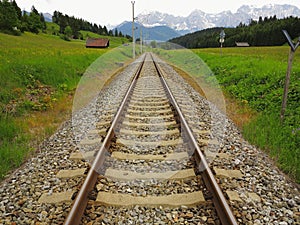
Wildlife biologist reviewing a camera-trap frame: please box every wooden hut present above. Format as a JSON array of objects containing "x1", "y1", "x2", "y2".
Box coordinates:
[
  {"x1": 86, "y1": 38, "x2": 109, "y2": 48},
  {"x1": 235, "y1": 42, "x2": 250, "y2": 47}
]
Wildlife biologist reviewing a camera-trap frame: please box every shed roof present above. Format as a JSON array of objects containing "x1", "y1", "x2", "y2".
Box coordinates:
[
  {"x1": 86, "y1": 38, "x2": 109, "y2": 48},
  {"x1": 235, "y1": 42, "x2": 250, "y2": 47}
]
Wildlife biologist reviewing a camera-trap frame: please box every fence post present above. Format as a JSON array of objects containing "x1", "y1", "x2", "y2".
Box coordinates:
[
  {"x1": 280, "y1": 49, "x2": 294, "y2": 122},
  {"x1": 280, "y1": 30, "x2": 299, "y2": 122}
]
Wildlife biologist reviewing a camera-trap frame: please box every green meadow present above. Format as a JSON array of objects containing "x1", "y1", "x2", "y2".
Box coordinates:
[
  {"x1": 194, "y1": 47, "x2": 299, "y2": 182},
  {"x1": 0, "y1": 32, "x2": 129, "y2": 179}
]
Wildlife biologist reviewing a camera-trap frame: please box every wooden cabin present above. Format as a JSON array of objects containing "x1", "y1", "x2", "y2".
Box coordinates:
[
  {"x1": 235, "y1": 42, "x2": 250, "y2": 47},
  {"x1": 86, "y1": 38, "x2": 109, "y2": 48}
]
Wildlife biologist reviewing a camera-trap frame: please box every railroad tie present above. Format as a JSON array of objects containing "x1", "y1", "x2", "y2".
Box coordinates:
[
  {"x1": 111, "y1": 151, "x2": 188, "y2": 161},
  {"x1": 95, "y1": 191, "x2": 205, "y2": 207},
  {"x1": 104, "y1": 168, "x2": 195, "y2": 180},
  {"x1": 116, "y1": 138, "x2": 183, "y2": 147}
]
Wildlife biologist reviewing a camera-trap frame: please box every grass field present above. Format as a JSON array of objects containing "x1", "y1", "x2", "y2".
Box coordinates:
[
  {"x1": 0, "y1": 32, "x2": 130, "y2": 180},
  {"x1": 194, "y1": 47, "x2": 299, "y2": 182}
]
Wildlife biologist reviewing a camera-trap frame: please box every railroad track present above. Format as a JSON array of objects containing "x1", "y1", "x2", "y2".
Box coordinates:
[{"x1": 64, "y1": 53, "x2": 238, "y2": 224}]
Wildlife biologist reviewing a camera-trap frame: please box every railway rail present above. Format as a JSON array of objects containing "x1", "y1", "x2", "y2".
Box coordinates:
[{"x1": 64, "y1": 53, "x2": 238, "y2": 225}]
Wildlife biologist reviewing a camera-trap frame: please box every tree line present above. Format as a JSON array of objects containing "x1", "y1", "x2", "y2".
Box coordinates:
[
  {"x1": 52, "y1": 11, "x2": 127, "y2": 40},
  {"x1": 170, "y1": 16, "x2": 300, "y2": 48},
  {"x1": 0, "y1": 0, "x2": 129, "y2": 40},
  {"x1": 0, "y1": 0, "x2": 46, "y2": 35}
]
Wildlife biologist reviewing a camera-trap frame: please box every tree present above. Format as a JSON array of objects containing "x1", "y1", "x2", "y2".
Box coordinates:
[
  {"x1": 0, "y1": 0, "x2": 19, "y2": 31},
  {"x1": 27, "y1": 6, "x2": 43, "y2": 34},
  {"x1": 51, "y1": 10, "x2": 111, "y2": 38},
  {"x1": 52, "y1": 11, "x2": 60, "y2": 24},
  {"x1": 11, "y1": 0, "x2": 21, "y2": 20},
  {"x1": 92, "y1": 23, "x2": 98, "y2": 33},
  {"x1": 103, "y1": 26, "x2": 108, "y2": 35},
  {"x1": 31, "y1": 6, "x2": 39, "y2": 15},
  {"x1": 97, "y1": 25, "x2": 103, "y2": 34},
  {"x1": 126, "y1": 34, "x2": 132, "y2": 41},
  {"x1": 20, "y1": 12, "x2": 29, "y2": 32},
  {"x1": 40, "y1": 13, "x2": 46, "y2": 31},
  {"x1": 64, "y1": 25, "x2": 72, "y2": 40},
  {"x1": 58, "y1": 15, "x2": 68, "y2": 33}
]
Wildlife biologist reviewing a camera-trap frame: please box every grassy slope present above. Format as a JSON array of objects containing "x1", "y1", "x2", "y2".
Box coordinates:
[
  {"x1": 194, "y1": 47, "x2": 299, "y2": 182},
  {"x1": 0, "y1": 32, "x2": 128, "y2": 180},
  {"x1": 79, "y1": 31, "x2": 129, "y2": 48}
]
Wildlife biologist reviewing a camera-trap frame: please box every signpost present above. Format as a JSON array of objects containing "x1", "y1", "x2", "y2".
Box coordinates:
[
  {"x1": 280, "y1": 30, "x2": 300, "y2": 122},
  {"x1": 219, "y1": 30, "x2": 225, "y2": 56}
]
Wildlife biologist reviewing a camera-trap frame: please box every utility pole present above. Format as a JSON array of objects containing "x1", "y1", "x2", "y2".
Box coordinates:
[
  {"x1": 140, "y1": 26, "x2": 143, "y2": 54},
  {"x1": 131, "y1": 1, "x2": 135, "y2": 59}
]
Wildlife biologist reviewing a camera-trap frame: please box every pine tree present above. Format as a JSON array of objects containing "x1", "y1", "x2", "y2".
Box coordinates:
[
  {"x1": 0, "y1": 0, "x2": 19, "y2": 31},
  {"x1": 26, "y1": 6, "x2": 43, "y2": 34},
  {"x1": 31, "y1": 6, "x2": 39, "y2": 15},
  {"x1": 40, "y1": 13, "x2": 46, "y2": 31},
  {"x1": 103, "y1": 26, "x2": 108, "y2": 35},
  {"x1": 20, "y1": 12, "x2": 29, "y2": 32},
  {"x1": 11, "y1": 0, "x2": 21, "y2": 20}
]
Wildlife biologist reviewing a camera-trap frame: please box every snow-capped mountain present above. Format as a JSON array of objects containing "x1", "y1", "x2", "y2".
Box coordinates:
[
  {"x1": 135, "y1": 4, "x2": 300, "y2": 34},
  {"x1": 114, "y1": 22, "x2": 181, "y2": 41}
]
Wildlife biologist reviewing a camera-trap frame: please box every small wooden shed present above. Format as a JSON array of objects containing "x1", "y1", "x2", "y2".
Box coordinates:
[
  {"x1": 235, "y1": 42, "x2": 250, "y2": 47},
  {"x1": 86, "y1": 38, "x2": 110, "y2": 48}
]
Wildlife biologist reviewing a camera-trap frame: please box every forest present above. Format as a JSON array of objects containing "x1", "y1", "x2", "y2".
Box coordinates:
[
  {"x1": 0, "y1": 0, "x2": 46, "y2": 35},
  {"x1": 0, "y1": 0, "x2": 126, "y2": 40},
  {"x1": 170, "y1": 16, "x2": 300, "y2": 48},
  {"x1": 52, "y1": 11, "x2": 127, "y2": 40}
]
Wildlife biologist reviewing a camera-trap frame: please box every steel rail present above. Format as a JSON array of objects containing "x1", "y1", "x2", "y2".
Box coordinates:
[
  {"x1": 151, "y1": 53, "x2": 238, "y2": 225},
  {"x1": 64, "y1": 55, "x2": 146, "y2": 225}
]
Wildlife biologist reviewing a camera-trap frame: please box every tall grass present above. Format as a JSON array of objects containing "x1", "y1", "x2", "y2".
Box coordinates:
[
  {"x1": 0, "y1": 116, "x2": 28, "y2": 177},
  {"x1": 194, "y1": 47, "x2": 299, "y2": 182},
  {"x1": 243, "y1": 113, "x2": 299, "y2": 178}
]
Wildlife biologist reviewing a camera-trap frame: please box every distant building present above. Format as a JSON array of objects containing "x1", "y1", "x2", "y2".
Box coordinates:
[
  {"x1": 86, "y1": 38, "x2": 109, "y2": 48},
  {"x1": 235, "y1": 42, "x2": 250, "y2": 47}
]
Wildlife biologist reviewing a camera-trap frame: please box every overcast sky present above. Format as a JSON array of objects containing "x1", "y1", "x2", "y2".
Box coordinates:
[{"x1": 15, "y1": 0, "x2": 300, "y2": 26}]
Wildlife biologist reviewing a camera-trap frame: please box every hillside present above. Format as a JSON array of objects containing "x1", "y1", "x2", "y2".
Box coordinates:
[
  {"x1": 170, "y1": 16, "x2": 300, "y2": 48},
  {"x1": 114, "y1": 21, "x2": 181, "y2": 41}
]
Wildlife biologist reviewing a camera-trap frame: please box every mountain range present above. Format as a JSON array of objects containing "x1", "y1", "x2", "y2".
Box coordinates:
[{"x1": 114, "y1": 4, "x2": 300, "y2": 41}]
